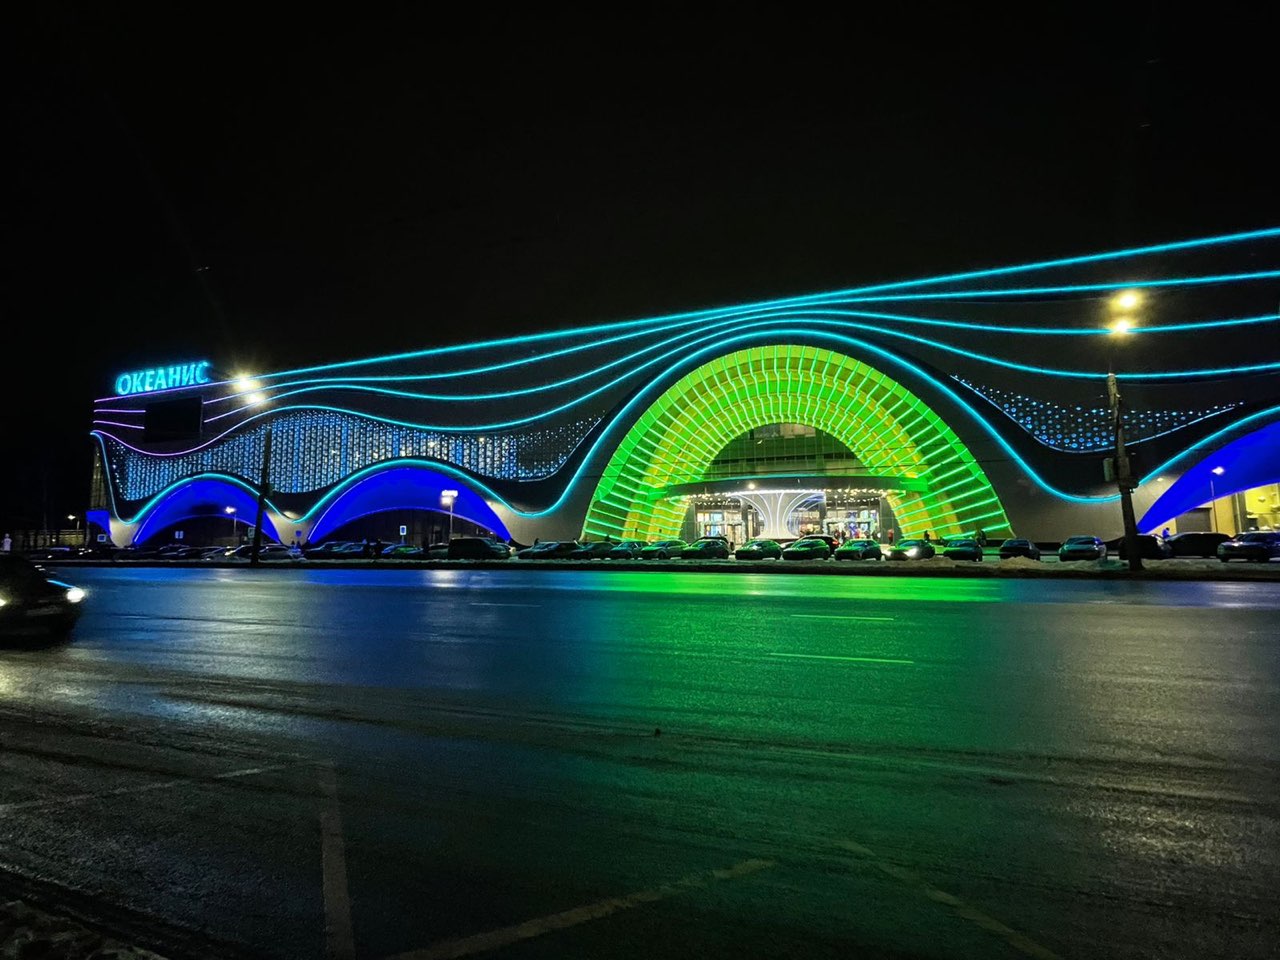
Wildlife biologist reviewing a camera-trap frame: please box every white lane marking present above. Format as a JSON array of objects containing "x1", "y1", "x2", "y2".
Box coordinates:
[
  {"x1": 789, "y1": 614, "x2": 896, "y2": 621},
  {"x1": 388, "y1": 858, "x2": 775, "y2": 960},
  {"x1": 319, "y1": 764, "x2": 355, "y2": 960},
  {"x1": 0, "y1": 761, "x2": 309, "y2": 815},
  {"x1": 468, "y1": 602, "x2": 541, "y2": 608},
  {"x1": 836, "y1": 840, "x2": 1061, "y2": 960},
  {"x1": 769, "y1": 652, "x2": 914, "y2": 665}
]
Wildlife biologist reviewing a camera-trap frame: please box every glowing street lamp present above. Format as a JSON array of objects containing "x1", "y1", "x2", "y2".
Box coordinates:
[
  {"x1": 1102, "y1": 288, "x2": 1147, "y2": 571},
  {"x1": 441, "y1": 490, "x2": 458, "y2": 540},
  {"x1": 225, "y1": 505, "x2": 237, "y2": 540},
  {"x1": 1112, "y1": 289, "x2": 1143, "y2": 313},
  {"x1": 1210, "y1": 467, "x2": 1225, "y2": 533}
]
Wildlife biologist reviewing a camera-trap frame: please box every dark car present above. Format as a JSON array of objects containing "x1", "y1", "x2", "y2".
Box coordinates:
[
  {"x1": 22, "y1": 546, "x2": 79, "y2": 562},
  {"x1": 566, "y1": 541, "x2": 616, "y2": 559},
  {"x1": 998, "y1": 538, "x2": 1041, "y2": 561},
  {"x1": 638, "y1": 539, "x2": 686, "y2": 559},
  {"x1": 833, "y1": 539, "x2": 883, "y2": 561},
  {"x1": 941, "y1": 538, "x2": 983, "y2": 561},
  {"x1": 782, "y1": 536, "x2": 833, "y2": 560},
  {"x1": 448, "y1": 536, "x2": 512, "y2": 560},
  {"x1": 680, "y1": 536, "x2": 731, "y2": 560},
  {"x1": 735, "y1": 538, "x2": 782, "y2": 560},
  {"x1": 380, "y1": 543, "x2": 424, "y2": 559},
  {"x1": 606, "y1": 540, "x2": 646, "y2": 559},
  {"x1": 516, "y1": 540, "x2": 581, "y2": 560},
  {"x1": 1164, "y1": 531, "x2": 1231, "y2": 558},
  {"x1": 0, "y1": 554, "x2": 86, "y2": 639},
  {"x1": 77, "y1": 543, "x2": 121, "y2": 560},
  {"x1": 1117, "y1": 535, "x2": 1172, "y2": 561},
  {"x1": 1057, "y1": 536, "x2": 1106, "y2": 561},
  {"x1": 887, "y1": 538, "x2": 935, "y2": 560},
  {"x1": 303, "y1": 541, "x2": 356, "y2": 559},
  {"x1": 1217, "y1": 531, "x2": 1280, "y2": 562}
]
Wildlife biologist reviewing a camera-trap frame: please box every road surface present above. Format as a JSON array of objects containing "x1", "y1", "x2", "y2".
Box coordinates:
[{"x1": 1, "y1": 567, "x2": 1277, "y2": 959}]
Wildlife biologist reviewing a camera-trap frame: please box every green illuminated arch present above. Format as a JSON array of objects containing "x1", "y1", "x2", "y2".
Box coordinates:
[{"x1": 582, "y1": 344, "x2": 1012, "y2": 541}]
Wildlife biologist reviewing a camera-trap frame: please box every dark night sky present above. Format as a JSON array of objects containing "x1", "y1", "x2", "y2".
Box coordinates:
[{"x1": 5, "y1": 7, "x2": 1279, "y2": 530}]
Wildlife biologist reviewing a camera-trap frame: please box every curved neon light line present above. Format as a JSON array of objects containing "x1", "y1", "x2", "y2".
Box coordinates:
[
  {"x1": 197, "y1": 306, "x2": 1280, "y2": 419},
  {"x1": 204, "y1": 309, "x2": 1280, "y2": 427},
  {"x1": 198, "y1": 311, "x2": 728, "y2": 406},
  {"x1": 194, "y1": 305, "x2": 1280, "y2": 427},
  {"x1": 107, "y1": 386, "x2": 1280, "y2": 537},
  {"x1": 92, "y1": 420, "x2": 144, "y2": 430},
  {"x1": 235, "y1": 226, "x2": 1280, "y2": 380},
  {"x1": 99, "y1": 463, "x2": 288, "y2": 525},
  {"x1": 817, "y1": 270, "x2": 1280, "y2": 304},
  {"x1": 98, "y1": 302, "x2": 1280, "y2": 473},
  {"x1": 101, "y1": 329, "x2": 1130, "y2": 526},
  {"x1": 1134, "y1": 403, "x2": 1280, "y2": 484}
]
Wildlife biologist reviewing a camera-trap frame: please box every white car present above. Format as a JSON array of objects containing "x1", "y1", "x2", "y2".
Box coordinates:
[{"x1": 221, "y1": 544, "x2": 304, "y2": 562}]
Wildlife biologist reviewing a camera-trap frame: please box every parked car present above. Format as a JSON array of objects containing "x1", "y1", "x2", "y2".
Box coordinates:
[
  {"x1": 21, "y1": 546, "x2": 79, "y2": 562},
  {"x1": 1164, "y1": 531, "x2": 1231, "y2": 558},
  {"x1": 76, "y1": 543, "x2": 122, "y2": 560},
  {"x1": 833, "y1": 539, "x2": 883, "y2": 561},
  {"x1": 734, "y1": 538, "x2": 782, "y2": 560},
  {"x1": 380, "y1": 543, "x2": 424, "y2": 559},
  {"x1": 998, "y1": 538, "x2": 1041, "y2": 561},
  {"x1": 303, "y1": 541, "x2": 356, "y2": 559},
  {"x1": 1058, "y1": 536, "x2": 1106, "y2": 561},
  {"x1": 638, "y1": 539, "x2": 686, "y2": 559},
  {"x1": 680, "y1": 536, "x2": 731, "y2": 560},
  {"x1": 1217, "y1": 531, "x2": 1280, "y2": 562},
  {"x1": 567, "y1": 541, "x2": 618, "y2": 559},
  {"x1": 605, "y1": 540, "x2": 646, "y2": 559},
  {"x1": 448, "y1": 536, "x2": 512, "y2": 560},
  {"x1": 941, "y1": 538, "x2": 983, "y2": 561},
  {"x1": 782, "y1": 536, "x2": 833, "y2": 560},
  {"x1": 516, "y1": 540, "x2": 581, "y2": 560},
  {"x1": 0, "y1": 554, "x2": 86, "y2": 638},
  {"x1": 1117, "y1": 535, "x2": 1172, "y2": 561},
  {"x1": 425, "y1": 542, "x2": 451, "y2": 559},
  {"x1": 888, "y1": 539, "x2": 935, "y2": 560},
  {"x1": 223, "y1": 544, "x2": 304, "y2": 562}
]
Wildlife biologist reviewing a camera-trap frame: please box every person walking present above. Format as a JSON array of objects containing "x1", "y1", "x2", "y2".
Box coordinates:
[
  {"x1": 1, "y1": 532, "x2": 10, "y2": 553},
  {"x1": 923, "y1": 529, "x2": 931, "y2": 543},
  {"x1": 1161, "y1": 526, "x2": 1171, "y2": 541}
]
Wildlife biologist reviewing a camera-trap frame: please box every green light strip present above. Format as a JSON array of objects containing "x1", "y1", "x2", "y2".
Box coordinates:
[{"x1": 582, "y1": 345, "x2": 1012, "y2": 541}]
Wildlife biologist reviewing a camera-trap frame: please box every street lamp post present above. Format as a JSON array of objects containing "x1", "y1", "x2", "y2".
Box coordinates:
[
  {"x1": 225, "y1": 505, "x2": 237, "y2": 542},
  {"x1": 1210, "y1": 466, "x2": 1225, "y2": 533},
  {"x1": 441, "y1": 490, "x2": 458, "y2": 541},
  {"x1": 250, "y1": 424, "x2": 274, "y2": 566},
  {"x1": 67, "y1": 514, "x2": 83, "y2": 546},
  {"x1": 1106, "y1": 290, "x2": 1144, "y2": 572}
]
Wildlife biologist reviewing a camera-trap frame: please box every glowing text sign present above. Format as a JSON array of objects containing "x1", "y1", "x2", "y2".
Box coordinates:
[{"x1": 114, "y1": 361, "x2": 213, "y2": 396}]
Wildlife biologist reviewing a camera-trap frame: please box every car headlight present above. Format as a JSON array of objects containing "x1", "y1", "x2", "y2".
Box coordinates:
[
  {"x1": 66, "y1": 587, "x2": 86, "y2": 603},
  {"x1": 0, "y1": 596, "x2": 7, "y2": 608},
  {"x1": 906, "y1": 548, "x2": 919, "y2": 557}
]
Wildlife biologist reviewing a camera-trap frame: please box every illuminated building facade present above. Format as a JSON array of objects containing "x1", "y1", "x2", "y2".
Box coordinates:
[{"x1": 87, "y1": 230, "x2": 1280, "y2": 548}]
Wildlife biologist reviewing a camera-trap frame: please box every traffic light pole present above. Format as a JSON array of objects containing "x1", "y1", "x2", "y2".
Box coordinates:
[
  {"x1": 1107, "y1": 372, "x2": 1143, "y2": 572},
  {"x1": 250, "y1": 423, "x2": 273, "y2": 567}
]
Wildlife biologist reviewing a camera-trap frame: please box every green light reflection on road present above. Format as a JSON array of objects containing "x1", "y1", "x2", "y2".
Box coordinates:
[{"x1": 572, "y1": 571, "x2": 1001, "y2": 603}]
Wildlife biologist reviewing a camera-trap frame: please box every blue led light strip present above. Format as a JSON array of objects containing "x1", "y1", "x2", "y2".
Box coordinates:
[
  {"x1": 200, "y1": 309, "x2": 1280, "y2": 427},
  {"x1": 191, "y1": 306, "x2": 1280, "y2": 417},
  {"x1": 208, "y1": 227, "x2": 1280, "y2": 383}
]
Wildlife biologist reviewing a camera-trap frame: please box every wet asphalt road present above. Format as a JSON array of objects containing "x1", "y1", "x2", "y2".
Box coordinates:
[{"x1": 1, "y1": 566, "x2": 1277, "y2": 960}]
